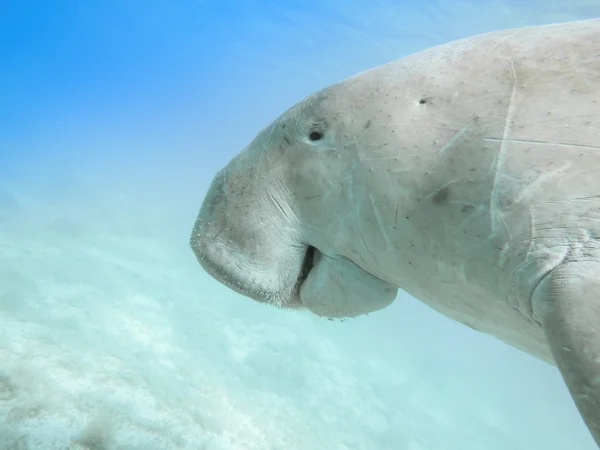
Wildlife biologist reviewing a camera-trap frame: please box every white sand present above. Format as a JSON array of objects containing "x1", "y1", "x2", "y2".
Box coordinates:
[{"x1": 0, "y1": 180, "x2": 595, "y2": 449}]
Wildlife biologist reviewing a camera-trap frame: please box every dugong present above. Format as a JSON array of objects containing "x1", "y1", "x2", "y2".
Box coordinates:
[{"x1": 190, "y1": 19, "x2": 600, "y2": 445}]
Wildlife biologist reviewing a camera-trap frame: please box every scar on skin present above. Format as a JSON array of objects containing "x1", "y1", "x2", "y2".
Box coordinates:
[
  {"x1": 438, "y1": 126, "x2": 470, "y2": 154},
  {"x1": 488, "y1": 62, "x2": 518, "y2": 235},
  {"x1": 484, "y1": 137, "x2": 600, "y2": 151}
]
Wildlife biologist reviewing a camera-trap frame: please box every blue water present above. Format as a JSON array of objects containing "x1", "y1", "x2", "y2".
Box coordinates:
[{"x1": 1, "y1": 1, "x2": 599, "y2": 448}]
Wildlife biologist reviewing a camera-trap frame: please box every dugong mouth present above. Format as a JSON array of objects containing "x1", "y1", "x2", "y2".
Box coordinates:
[
  {"x1": 191, "y1": 234, "x2": 318, "y2": 309},
  {"x1": 293, "y1": 245, "x2": 317, "y2": 295},
  {"x1": 192, "y1": 233, "x2": 398, "y2": 317}
]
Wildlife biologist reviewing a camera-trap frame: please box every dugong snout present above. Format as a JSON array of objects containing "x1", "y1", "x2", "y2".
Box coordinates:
[
  {"x1": 190, "y1": 163, "x2": 308, "y2": 307},
  {"x1": 190, "y1": 152, "x2": 398, "y2": 317},
  {"x1": 189, "y1": 170, "x2": 241, "y2": 294}
]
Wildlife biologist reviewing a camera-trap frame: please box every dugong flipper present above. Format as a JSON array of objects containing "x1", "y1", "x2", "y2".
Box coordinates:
[
  {"x1": 190, "y1": 19, "x2": 600, "y2": 446},
  {"x1": 533, "y1": 262, "x2": 600, "y2": 444}
]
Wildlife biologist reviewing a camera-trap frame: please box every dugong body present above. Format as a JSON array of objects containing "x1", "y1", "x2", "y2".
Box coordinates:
[{"x1": 191, "y1": 19, "x2": 600, "y2": 445}]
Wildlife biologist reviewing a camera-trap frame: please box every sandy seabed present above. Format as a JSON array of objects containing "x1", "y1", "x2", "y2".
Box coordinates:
[{"x1": 0, "y1": 182, "x2": 595, "y2": 450}]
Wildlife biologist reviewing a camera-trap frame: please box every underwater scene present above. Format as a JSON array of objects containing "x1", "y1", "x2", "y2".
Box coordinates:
[{"x1": 1, "y1": 1, "x2": 600, "y2": 449}]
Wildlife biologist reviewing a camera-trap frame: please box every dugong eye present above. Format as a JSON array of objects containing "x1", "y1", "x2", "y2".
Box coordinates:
[{"x1": 309, "y1": 131, "x2": 323, "y2": 141}]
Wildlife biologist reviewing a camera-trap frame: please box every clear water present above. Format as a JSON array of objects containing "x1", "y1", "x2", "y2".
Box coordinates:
[{"x1": 0, "y1": 1, "x2": 599, "y2": 449}]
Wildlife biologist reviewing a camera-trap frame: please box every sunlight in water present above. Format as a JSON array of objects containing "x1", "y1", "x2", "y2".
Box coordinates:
[{"x1": 0, "y1": 1, "x2": 599, "y2": 448}]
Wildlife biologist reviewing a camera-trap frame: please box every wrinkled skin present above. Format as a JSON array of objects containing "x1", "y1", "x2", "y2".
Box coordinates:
[
  {"x1": 191, "y1": 90, "x2": 399, "y2": 317},
  {"x1": 191, "y1": 19, "x2": 600, "y2": 446}
]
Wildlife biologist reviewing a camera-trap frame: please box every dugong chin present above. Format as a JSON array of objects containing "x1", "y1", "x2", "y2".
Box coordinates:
[{"x1": 190, "y1": 19, "x2": 600, "y2": 445}]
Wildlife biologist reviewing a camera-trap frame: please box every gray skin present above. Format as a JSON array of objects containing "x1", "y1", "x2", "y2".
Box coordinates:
[{"x1": 191, "y1": 19, "x2": 600, "y2": 445}]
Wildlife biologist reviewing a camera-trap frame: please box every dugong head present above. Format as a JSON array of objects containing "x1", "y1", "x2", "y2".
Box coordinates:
[{"x1": 190, "y1": 86, "x2": 398, "y2": 318}]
